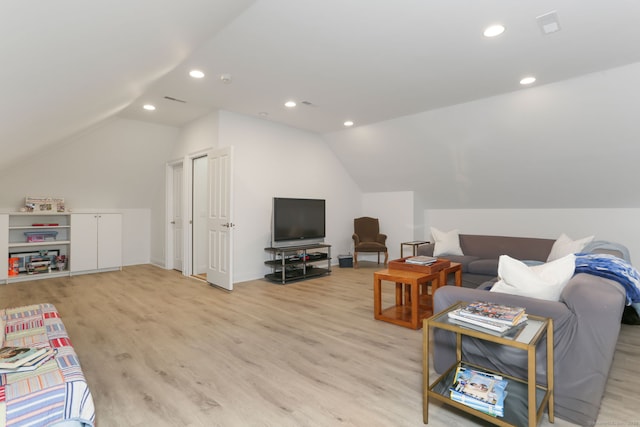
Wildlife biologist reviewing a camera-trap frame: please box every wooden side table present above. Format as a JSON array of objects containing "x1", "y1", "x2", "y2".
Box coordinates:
[
  {"x1": 439, "y1": 262, "x2": 462, "y2": 288},
  {"x1": 373, "y1": 269, "x2": 439, "y2": 329},
  {"x1": 400, "y1": 241, "x2": 430, "y2": 258}
]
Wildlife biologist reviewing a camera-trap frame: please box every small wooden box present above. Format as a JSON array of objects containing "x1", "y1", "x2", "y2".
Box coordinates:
[{"x1": 388, "y1": 257, "x2": 450, "y2": 274}]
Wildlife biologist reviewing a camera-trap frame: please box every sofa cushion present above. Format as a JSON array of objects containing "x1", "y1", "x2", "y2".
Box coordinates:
[
  {"x1": 431, "y1": 227, "x2": 464, "y2": 256},
  {"x1": 467, "y1": 259, "x2": 499, "y2": 276},
  {"x1": 441, "y1": 255, "x2": 480, "y2": 273},
  {"x1": 459, "y1": 234, "x2": 554, "y2": 261},
  {"x1": 547, "y1": 233, "x2": 594, "y2": 262},
  {"x1": 491, "y1": 254, "x2": 576, "y2": 301}
]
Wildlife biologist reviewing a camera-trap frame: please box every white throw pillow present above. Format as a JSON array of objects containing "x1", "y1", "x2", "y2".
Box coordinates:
[
  {"x1": 430, "y1": 227, "x2": 463, "y2": 256},
  {"x1": 547, "y1": 233, "x2": 594, "y2": 262},
  {"x1": 490, "y1": 254, "x2": 576, "y2": 301}
]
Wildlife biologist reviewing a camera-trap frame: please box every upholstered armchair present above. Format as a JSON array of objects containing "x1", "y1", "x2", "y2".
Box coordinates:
[{"x1": 352, "y1": 217, "x2": 388, "y2": 268}]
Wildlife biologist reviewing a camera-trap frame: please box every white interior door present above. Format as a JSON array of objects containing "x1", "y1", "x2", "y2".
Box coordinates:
[
  {"x1": 206, "y1": 146, "x2": 234, "y2": 290},
  {"x1": 172, "y1": 163, "x2": 184, "y2": 271},
  {"x1": 192, "y1": 156, "x2": 208, "y2": 275}
]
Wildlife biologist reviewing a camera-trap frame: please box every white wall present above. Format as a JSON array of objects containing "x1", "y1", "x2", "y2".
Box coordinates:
[
  {"x1": 325, "y1": 62, "x2": 640, "y2": 210},
  {"x1": 0, "y1": 117, "x2": 178, "y2": 266},
  {"x1": 425, "y1": 208, "x2": 640, "y2": 266},
  {"x1": 171, "y1": 113, "x2": 219, "y2": 160},
  {"x1": 218, "y1": 111, "x2": 363, "y2": 282},
  {"x1": 360, "y1": 191, "x2": 415, "y2": 262}
]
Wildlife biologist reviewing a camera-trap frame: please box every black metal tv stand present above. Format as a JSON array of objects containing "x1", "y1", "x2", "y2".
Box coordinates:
[{"x1": 264, "y1": 243, "x2": 331, "y2": 284}]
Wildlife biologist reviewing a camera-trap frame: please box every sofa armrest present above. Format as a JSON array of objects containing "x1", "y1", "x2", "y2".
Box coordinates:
[{"x1": 560, "y1": 272, "x2": 625, "y2": 317}]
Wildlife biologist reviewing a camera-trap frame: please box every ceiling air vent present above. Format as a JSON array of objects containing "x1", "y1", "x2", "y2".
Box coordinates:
[
  {"x1": 164, "y1": 96, "x2": 187, "y2": 103},
  {"x1": 536, "y1": 11, "x2": 561, "y2": 35},
  {"x1": 301, "y1": 101, "x2": 316, "y2": 107}
]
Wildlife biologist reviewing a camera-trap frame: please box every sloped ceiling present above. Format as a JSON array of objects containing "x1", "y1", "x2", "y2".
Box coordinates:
[
  {"x1": 0, "y1": 0, "x2": 255, "y2": 171},
  {"x1": 119, "y1": 0, "x2": 640, "y2": 133},
  {"x1": 3, "y1": 1, "x2": 640, "y2": 208}
]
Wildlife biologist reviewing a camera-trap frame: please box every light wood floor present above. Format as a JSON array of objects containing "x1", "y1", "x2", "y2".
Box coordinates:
[{"x1": 0, "y1": 264, "x2": 636, "y2": 427}]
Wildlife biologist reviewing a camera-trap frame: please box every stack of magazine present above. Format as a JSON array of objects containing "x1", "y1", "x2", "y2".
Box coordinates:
[
  {"x1": 0, "y1": 346, "x2": 56, "y2": 373},
  {"x1": 450, "y1": 366, "x2": 508, "y2": 417},
  {"x1": 405, "y1": 256, "x2": 437, "y2": 265},
  {"x1": 447, "y1": 301, "x2": 527, "y2": 335}
]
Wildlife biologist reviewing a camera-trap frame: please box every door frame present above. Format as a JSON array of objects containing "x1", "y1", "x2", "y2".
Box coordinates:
[
  {"x1": 165, "y1": 149, "x2": 213, "y2": 278},
  {"x1": 191, "y1": 154, "x2": 209, "y2": 276},
  {"x1": 165, "y1": 158, "x2": 184, "y2": 271}
]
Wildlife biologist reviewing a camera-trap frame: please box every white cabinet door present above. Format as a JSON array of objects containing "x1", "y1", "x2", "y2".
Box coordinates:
[
  {"x1": 97, "y1": 214, "x2": 122, "y2": 269},
  {"x1": 71, "y1": 214, "x2": 99, "y2": 272},
  {"x1": 71, "y1": 213, "x2": 122, "y2": 273}
]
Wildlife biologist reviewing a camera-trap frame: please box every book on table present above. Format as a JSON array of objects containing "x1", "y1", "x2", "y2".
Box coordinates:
[
  {"x1": 405, "y1": 256, "x2": 438, "y2": 265},
  {"x1": 448, "y1": 308, "x2": 527, "y2": 333},
  {"x1": 450, "y1": 366, "x2": 508, "y2": 417},
  {"x1": 448, "y1": 315, "x2": 527, "y2": 337},
  {"x1": 0, "y1": 346, "x2": 49, "y2": 369},
  {"x1": 459, "y1": 301, "x2": 527, "y2": 326}
]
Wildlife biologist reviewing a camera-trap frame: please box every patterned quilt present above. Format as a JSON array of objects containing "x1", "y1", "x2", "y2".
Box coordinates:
[{"x1": 0, "y1": 304, "x2": 95, "y2": 426}]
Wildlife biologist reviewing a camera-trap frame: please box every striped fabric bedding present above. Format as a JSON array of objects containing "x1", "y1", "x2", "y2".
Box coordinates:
[{"x1": 0, "y1": 304, "x2": 95, "y2": 426}]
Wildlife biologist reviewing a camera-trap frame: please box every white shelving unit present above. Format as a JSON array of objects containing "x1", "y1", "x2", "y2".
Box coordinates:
[
  {"x1": 5, "y1": 212, "x2": 71, "y2": 283},
  {"x1": 1, "y1": 211, "x2": 123, "y2": 284}
]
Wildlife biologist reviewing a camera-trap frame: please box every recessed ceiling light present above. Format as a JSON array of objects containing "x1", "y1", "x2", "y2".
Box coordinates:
[
  {"x1": 483, "y1": 25, "x2": 505, "y2": 38},
  {"x1": 520, "y1": 76, "x2": 536, "y2": 85},
  {"x1": 344, "y1": 120, "x2": 354, "y2": 127},
  {"x1": 284, "y1": 101, "x2": 297, "y2": 108},
  {"x1": 143, "y1": 104, "x2": 156, "y2": 111},
  {"x1": 189, "y1": 70, "x2": 205, "y2": 79}
]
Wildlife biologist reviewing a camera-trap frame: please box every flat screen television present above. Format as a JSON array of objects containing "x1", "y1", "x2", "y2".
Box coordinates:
[{"x1": 271, "y1": 197, "x2": 326, "y2": 248}]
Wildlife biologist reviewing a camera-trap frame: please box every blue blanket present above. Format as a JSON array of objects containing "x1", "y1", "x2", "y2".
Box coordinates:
[{"x1": 575, "y1": 253, "x2": 640, "y2": 314}]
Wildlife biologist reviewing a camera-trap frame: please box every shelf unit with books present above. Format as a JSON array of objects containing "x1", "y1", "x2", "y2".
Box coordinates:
[
  {"x1": 423, "y1": 302, "x2": 554, "y2": 427},
  {"x1": 3, "y1": 213, "x2": 71, "y2": 283}
]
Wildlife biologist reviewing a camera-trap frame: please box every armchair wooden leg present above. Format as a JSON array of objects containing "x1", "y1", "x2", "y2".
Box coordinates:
[
  {"x1": 377, "y1": 252, "x2": 380, "y2": 264},
  {"x1": 384, "y1": 251, "x2": 388, "y2": 266},
  {"x1": 354, "y1": 251, "x2": 358, "y2": 268}
]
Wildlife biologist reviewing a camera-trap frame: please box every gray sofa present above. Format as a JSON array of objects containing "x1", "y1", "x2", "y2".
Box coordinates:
[
  {"x1": 417, "y1": 234, "x2": 556, "y2": 288},
  {"x1": 420, "y1": 234, "x2": 628, "y2": 426}
]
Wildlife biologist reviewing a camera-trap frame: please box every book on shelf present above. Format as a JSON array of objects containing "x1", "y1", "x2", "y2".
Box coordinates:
[
  {"x1": 405, "y1": 256, "x2": 438, "y2": 265},
  {"x1": 448, "y1": 308, "x2": 527, "y2": 333},
  {"x1": 450, "y1": 366, "x2": 508, "y2": 417},
  {"x1": 450, "y1": 390, "x2": 508, "y2": 417},
  {"x1": 0, "y1": 346, "x2": 49, "y2": 369},
  {"x1": 459, "y1": 301, "x2": 527, "y2": 326}
]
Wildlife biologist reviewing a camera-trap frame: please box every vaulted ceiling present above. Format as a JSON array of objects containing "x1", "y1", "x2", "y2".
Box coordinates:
[{"x1": 3, "y1": 1, "x2": 640, "y2": 206}]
